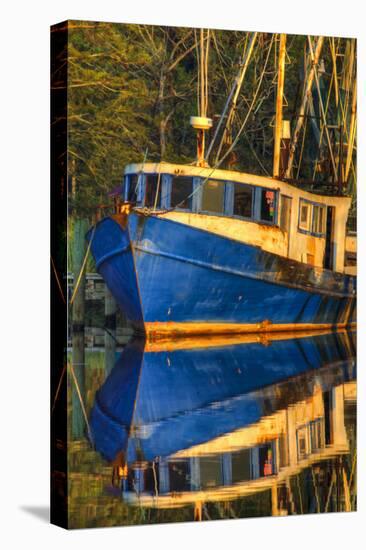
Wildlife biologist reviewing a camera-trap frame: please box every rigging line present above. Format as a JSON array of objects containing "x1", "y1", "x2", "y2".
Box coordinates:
[
  {"x1": 68, "y1": 360, "x2": 94, "y2": 445},
  {"x1": 311, "y1": 70, "x2": 335, "y2": 181},
  {"x1": 144, "y1": 38, "x2": 274, "y2": 217},
  {"x1": 51, "y1": 363, "x2": 67, "y2": 415},
  {"x1": 211, "y1": 30, "x2": 230, "y2": 89},
  {"x1": 140, "y1": 35, "x2": 277, "y2": 217},
  {"x1": 243, "y1": 130, "x2": 270, "y2": 176},
  {"x1": 216, "y1": 34, "x2": 275, "y2": 167},
  {"x1": 51, "y1": 255, "x2": 66, "y2": 304},
  {"x1": 307, "y1": 36, "x2": 337, "y2": 181},
  {"x1": 296, "y1": 103, "x2": 309, "y2": 179},
  {"x1": 207, "y1": 32, "x2": 258, "y2": 162},
  {"x1": 285, "y1": 36, "x2": 324, "y2": 178},
  {"x1": 70, "y1": 224, "x2": 95, "y2": 306}
]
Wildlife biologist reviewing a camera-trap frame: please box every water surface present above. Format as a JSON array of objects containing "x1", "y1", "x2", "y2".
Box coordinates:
[{"x1": 68, "y1": 330, "x2": 356, "y2": 528}]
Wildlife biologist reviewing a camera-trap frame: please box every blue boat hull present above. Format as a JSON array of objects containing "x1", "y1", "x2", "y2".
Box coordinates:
[{"x1": 87, "y1": 213, "x2": 356, "y2": 336}]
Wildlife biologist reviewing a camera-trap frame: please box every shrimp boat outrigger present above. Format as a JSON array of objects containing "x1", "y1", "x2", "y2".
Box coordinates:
[{"x1": 87, "y1": 33, "x2": 356, "y2": 339}]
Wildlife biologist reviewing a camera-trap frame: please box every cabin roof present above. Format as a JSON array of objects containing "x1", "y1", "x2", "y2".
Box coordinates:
[{"x1": 124, "y1": 162, "x2": 351, "y2": 208}]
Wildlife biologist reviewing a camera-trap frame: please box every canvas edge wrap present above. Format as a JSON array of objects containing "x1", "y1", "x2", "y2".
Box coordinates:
[{"x1": 51, "y1": 20, "x2": 69, "y2": 529}]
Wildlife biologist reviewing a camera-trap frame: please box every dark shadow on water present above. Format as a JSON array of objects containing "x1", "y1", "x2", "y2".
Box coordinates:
[{"x1": 20, "y1": 506, "x2": 50, "y2": 523}]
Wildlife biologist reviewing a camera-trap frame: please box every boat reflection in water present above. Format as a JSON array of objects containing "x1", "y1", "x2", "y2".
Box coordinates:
[{"x1": 90, "y1": 330, "x2": 356, "y2": 517}]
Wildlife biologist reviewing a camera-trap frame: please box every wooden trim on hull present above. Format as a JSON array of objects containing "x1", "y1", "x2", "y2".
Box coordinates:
[{"x1": 145, "y1": 320, "x2": 356, "y2": 340}]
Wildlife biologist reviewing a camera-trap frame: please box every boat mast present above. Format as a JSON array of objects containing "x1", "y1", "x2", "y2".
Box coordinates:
[
  {"x1": 191, "y1": 28, "x2": 212, "y2": 167},
  {"x1": 273, "y1": 33, "x2": 287, "y2": 178}
]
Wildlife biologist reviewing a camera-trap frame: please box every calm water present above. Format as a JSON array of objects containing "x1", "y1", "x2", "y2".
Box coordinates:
[{"x1": 67, "y1": 330, "x2": 356, "y2": 528}]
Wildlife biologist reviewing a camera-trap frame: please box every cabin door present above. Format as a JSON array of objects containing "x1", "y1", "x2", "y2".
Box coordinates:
[
  {"x1": 280, "y1": 195, "x2": 292, "y2": 256},
  {"x1": 324, "y1": 206, "x2": 335, "y2": 270}
]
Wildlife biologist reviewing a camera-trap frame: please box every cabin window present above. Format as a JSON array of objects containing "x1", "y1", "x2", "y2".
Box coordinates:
[
  {"x1": 260, "y1": 188, "x2": 276, "y2": 223},
  {"x1": 171, "y1": 176, "x2": 193, "y2": 209},
  {"x1": 310, "y1": 419, "x2": 324, "y2": 452},
  {"x1": 231, "y1": 449, "x2": 251, "y2": 483},
  {"x1": 168, "y1": 460, "x2": 190, "y2": 492},
  {"x1": 258, "y1": 443, "x2": 276, "y2": 477},
  {"x1": 200, "y1": 456, "x2": 222, "y2": 489},
  {"x1": 144, "y1": 174, "x2": 162, "y2": 208},
  {"x1": 299, "y1": 199, "x2": 326, "y2": 235},
  {"x1": 233, "y1": 183, "x2": 253, "y2": 218},
  {"x1": 296, "y1": 426, "x2": 309, "y2": 460},
  {"x1": 312, "y1": 204, "x2": 326, "y2": 234},
  {"x1": 299, "y1": 199, "x2": 311, "y2": 231},
  {"x1": 127, "y1": 174, "x2": 139, "y2": 203},
  {"x1": 201, "y1": 179, "x2": 225, "y2": 214}
]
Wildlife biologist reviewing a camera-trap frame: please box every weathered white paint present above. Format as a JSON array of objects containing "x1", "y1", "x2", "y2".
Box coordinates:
[{"x1": 161, "y1": 211, "x2": 289, "y2": 257}]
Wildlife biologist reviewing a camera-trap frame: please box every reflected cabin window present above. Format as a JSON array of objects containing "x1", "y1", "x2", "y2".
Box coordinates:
[
  {"x1": 200, "y1": 456, "x2": 222, "y2": 489},
  {"x1": 144, "y1": 174, "x2": 162, "y2": 208},
  {"x1": 171, "y1": 176, "x2": 193, "y2": 209},
  {"x1": 312, "y1": 204, "x2": 326, "y2": 234},
  {"x1": 310, "y1": 419, "x2": 325, "y2": 452},
  {"x1": 260, "y1": 188, "x2": 276, "y2": 223},
  {"x1": 233, "y1": 183, "x2": 253, "y2": 218},
  {"x1": 201, "y1": 179, "x2": 225, "y2": 214},
  {"x1": 127, "y1": 174, "x2": 138, "y2": 203}
]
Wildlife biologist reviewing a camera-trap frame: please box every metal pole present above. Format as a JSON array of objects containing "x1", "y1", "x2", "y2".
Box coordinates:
[{"x1": 273, "y1": 34, "x2": 287, "y2": 178}]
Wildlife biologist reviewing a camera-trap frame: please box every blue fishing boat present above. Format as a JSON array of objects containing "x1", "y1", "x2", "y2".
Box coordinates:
[
  {"x1": 87, "y1": 161, "x2": 356, "y2": 338},
  {"x1": 90, "y1": 330, "x2": 355, "y2": 463},
  {"x1": 86, "y1": 33, "x2": 356, "y2": 338},
  {"x1": 89, "y1": 331, "x2": 356, "y2": 508}
]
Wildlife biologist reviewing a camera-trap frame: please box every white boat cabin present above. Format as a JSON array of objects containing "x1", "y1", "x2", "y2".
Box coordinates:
[{"x1": 123, "y1": 162, "x2": 352, "y2": 274}]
